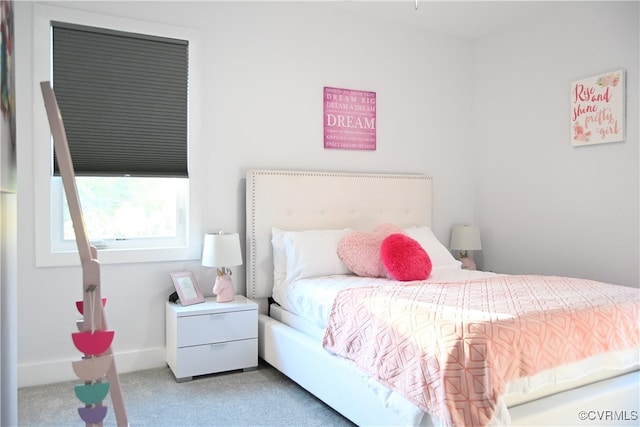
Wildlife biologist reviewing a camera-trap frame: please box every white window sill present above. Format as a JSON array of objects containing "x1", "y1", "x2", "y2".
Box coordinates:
[{"x1": 36, "y1": 245, "x2": 200, "y2": 267}]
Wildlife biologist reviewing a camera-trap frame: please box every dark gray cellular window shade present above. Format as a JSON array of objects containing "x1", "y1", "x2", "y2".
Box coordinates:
[{"x1": 52, "y1": 22, "x2": 188, "y2": 177}]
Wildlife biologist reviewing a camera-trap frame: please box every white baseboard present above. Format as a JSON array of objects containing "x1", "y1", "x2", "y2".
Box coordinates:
[{"x1": 18, "y1": 347, "x2": 167, "y2": 388}]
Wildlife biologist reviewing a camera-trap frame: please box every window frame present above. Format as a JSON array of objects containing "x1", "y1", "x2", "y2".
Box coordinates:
[
  {"x1": 33, "y1": 4, "x2": 203, "y2": 267},
  {"x1": 51, "y1": 176, "x2": 189, "y2": 252}
]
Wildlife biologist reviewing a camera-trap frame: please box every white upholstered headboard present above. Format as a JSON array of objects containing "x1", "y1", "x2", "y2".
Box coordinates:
[{"x1": 245, "y1": 170, "x2": 433, "y2": 308}]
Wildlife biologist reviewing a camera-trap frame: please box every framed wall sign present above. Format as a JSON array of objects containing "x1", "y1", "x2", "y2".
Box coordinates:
[
  {"x1": 570, "y1": 69, "x2": 625, "y2": 147},
  {"x1": 170, "y1": 271, "x2": 204, "y2": 306},
  {"x1": 323, "y1": 86, "x2": 376, "y2": 150}
]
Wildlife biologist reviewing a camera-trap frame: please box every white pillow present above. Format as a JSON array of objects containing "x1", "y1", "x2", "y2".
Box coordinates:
[
  {"x1": 404, "y1": 226, "x2": 462, "y2": 270},
  {"x1": 272, "y1": 228, "x2": 351, "y2": 285},
  {"x1": 271, "y1": 228, "x2": 288, "y2": 291}
]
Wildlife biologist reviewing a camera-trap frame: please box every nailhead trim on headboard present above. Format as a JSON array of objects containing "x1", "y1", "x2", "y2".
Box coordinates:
[{"x1": 245, "y1": 170, "x2": 433, "y2": 305}]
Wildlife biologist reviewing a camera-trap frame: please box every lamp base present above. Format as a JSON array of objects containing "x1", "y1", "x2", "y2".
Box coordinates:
[
  {"x1": 213, "y1": 275, "x2": 235, "y2": 303},
  {"x1": 460, "y1": 256, "x2": 476, "y2": 271}
]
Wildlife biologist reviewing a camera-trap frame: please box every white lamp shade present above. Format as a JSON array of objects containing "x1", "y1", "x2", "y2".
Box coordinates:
[
  {"x1": 202, "y1": 232, "x2": 243, "y2": 268},
  {"x1": 450, "y1": 225, "x2": 482, "y2": 251}
]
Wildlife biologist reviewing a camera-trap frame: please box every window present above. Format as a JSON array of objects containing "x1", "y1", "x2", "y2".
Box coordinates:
[
  {"x1": 51, "y1": 22, "x2": 189, "y2": 178},
  {"x1": 33, "y1": 4, "x2": 202, "y2": 266},
  {"x1": 51, "y1": 177, "x2": 188, "y2": 252}
]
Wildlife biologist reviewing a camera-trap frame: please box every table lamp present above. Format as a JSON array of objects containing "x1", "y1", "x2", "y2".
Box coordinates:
[
  {"x1": 202, "y1": 231, "x2": 243, "y2": 302},
  {"x1": 450, "y1": 224, "x2": 482, "y2": 270}
]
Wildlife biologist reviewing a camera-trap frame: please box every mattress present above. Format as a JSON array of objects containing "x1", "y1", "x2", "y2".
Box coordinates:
[
  {"x1": 270, "y1": 271, "x2": 640, "y2": 425},
  {"x1": 272, "y1": 268, "x2": 498, "y2": 331}
]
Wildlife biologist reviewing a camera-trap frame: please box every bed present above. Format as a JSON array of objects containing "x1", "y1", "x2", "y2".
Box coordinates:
[{"x1": 245, "y1": 169, "x2": 639, "y2": 426}]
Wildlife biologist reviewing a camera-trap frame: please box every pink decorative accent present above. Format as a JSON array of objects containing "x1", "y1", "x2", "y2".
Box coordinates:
[
  {"x1": 78, "y1": 405, "x2": 108, "y2": 424},
  {"x1": 213, "y1": 274, "x2": 235, "y2": 303},
  {"x1": 380, "y1": 233, "x2": 432, "y2": 281},
  {"x1": 337, "y1": 223, "x2": 404, "y2": 277},
  {"x1": 459, "y1": 256, "x2": 476, "y2": 270},
  {"x1": 72, "y1": 355, "x2": 113, "y2": 381},
  {"x1": 323, "y1": 276, "x2": 640, "y2": 426},
  {"x1": 596, "y1": 72, "x2": 620, "y2": 87},
  {"x1": 324, "y1": 87, "x2": 376, "y2": 150},
  {"x1": 72, "y1": 330, "x2": 115, "y2": 356},
  {"x1": 170, "y1": 271, "x2": 205, "y2": 306},
  {"x1": 75, "y1": 298, "x2": 107, "y2": 315}
]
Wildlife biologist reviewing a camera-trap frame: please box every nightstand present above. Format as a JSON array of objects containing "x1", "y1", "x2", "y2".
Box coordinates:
[{"x1": 165, "y1": 295, "x2": 258, "y2": 382}]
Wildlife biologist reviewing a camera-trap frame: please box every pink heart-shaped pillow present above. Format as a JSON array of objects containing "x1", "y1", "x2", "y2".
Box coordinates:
[
  {"x1": 337, "y1": 223, "x2": 404, "y2": 277},
  {"x1": 381, "y1": 233, "x2": 432, "y2": 281}
]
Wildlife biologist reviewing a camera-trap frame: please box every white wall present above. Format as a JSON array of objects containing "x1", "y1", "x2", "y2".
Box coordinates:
[
  {"x1": 15, "y1": 1, "x2": 475, "y2": 386},
  {"x1": 473, "y1": 1, "x2": 639, "y2": 287}
]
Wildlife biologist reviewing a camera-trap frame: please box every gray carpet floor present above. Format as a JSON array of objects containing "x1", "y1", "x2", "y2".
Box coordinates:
[{"x1": 18, "y1": 360, "x2": 355, "y2": 426}]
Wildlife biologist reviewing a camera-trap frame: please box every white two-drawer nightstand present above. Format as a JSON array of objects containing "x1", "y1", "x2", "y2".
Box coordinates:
[{"x1": 165, "y1": 295, "x2": 258, "y2": 382}]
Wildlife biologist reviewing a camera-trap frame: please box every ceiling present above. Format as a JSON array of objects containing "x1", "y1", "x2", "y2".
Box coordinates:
[{"x1": 315, "y1": 0, "x2": 561, "y2": 39}]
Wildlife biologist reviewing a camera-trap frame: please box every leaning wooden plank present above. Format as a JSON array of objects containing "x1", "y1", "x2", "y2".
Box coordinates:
[{"x1": 40, "y1": 81, "x2": 129, "y2": 427}]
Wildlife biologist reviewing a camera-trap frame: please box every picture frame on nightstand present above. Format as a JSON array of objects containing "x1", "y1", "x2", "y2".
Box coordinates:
[{"x1": 170, "y1": 271, "x2": 204, "y2": 306}]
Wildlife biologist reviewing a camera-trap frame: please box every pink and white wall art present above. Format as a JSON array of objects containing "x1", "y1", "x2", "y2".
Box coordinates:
[
  {"x1": 323, "y1": 86, "x2": 376, "y2": 150},
  {"x1": 571, "y1": 69, "x2": 625, "y2": 147}
]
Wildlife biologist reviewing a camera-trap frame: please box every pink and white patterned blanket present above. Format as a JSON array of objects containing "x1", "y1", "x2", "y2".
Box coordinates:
[{"x1": 322, "y1": 275, "x2": 640, "y2": 426}]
